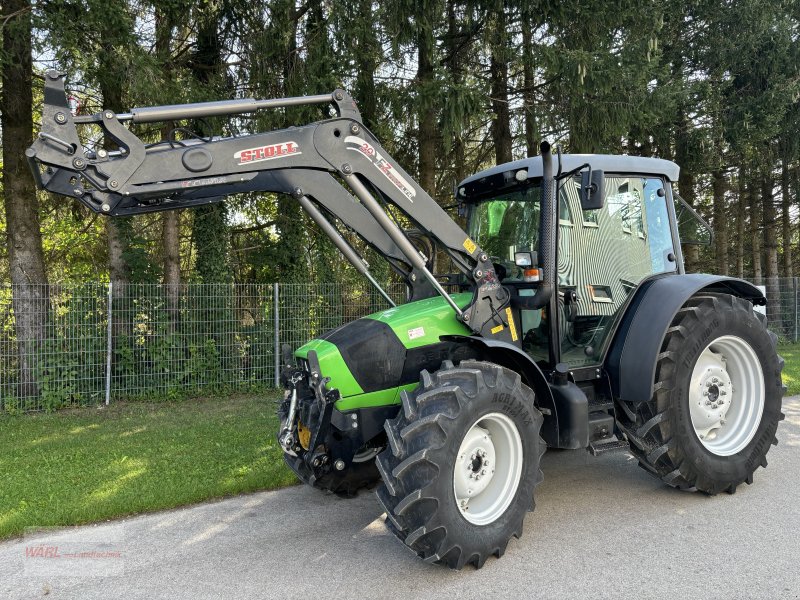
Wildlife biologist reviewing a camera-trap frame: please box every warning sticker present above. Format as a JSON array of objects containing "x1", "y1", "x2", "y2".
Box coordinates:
[
  {"x1": 491, "y1": 324, "x2": 505, "y2": 335},
  {"x1": 462, "y1": 238, "x2": 477, "y2": 254},
  {"x1": 407, "y1": 326, "x2": 426, "y2": 340},
  {"x1": 505, "y1": 307, "x2": 518, "y2": 342}
]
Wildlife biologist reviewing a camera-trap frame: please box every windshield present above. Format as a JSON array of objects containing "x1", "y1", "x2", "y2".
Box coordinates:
[{"x1": 466, "y1": 185, "x2": 541, "y2": 277}]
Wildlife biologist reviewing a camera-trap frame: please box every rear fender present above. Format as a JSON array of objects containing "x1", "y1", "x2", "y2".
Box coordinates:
[{"x1": 605, "y1": 273, "x2": 766, "y2": 405}]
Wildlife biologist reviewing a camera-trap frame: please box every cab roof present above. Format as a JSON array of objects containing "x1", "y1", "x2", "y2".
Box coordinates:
[{"x1": 458, "y1": 154, "x2": 680, "y2": 191}]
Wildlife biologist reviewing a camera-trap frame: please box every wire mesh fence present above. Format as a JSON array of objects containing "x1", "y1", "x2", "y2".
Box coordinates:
[
  {"x1": 0, "y1": 282, "x2": 406, "y2": 412},
  {"x1": 749, "y1": 277, "x2": 800, "y2": 341},
  {"x1": 1, "y1": 277, "x2": 796, "y2": 412}
]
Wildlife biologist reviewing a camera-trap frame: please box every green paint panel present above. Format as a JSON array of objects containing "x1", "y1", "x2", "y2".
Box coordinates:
[
  {"x1": 294, "y1": 294, "x2": 472, "y2": 411},
  {"x1": 294, "y1": 338, "x2": 363, "y2": 397},
  {"x1": 366, "y1": 293, "x2": 473, "y2": 349},
  {"x1": 335, "y1": 382, "x2": 418, "y2": 411}
]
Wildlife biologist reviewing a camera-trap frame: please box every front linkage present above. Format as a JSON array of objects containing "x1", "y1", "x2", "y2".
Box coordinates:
[{"x1": 277, "y1": 350, "x2": 391, "y2": 496}]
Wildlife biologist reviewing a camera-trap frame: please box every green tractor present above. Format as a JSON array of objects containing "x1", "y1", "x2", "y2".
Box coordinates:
[{"x1": 29, "y1": 72, "x2": 785, "y2": 569}]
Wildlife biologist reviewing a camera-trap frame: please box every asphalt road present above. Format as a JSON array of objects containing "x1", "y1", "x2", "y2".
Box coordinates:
[{"x1": 2, "y1": 397, "x2": 799, "y2": 600}]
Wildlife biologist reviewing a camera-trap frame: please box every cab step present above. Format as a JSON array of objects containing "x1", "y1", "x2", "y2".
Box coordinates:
[{"x1": 588, "y1": 438, "x2": 630, "y2": 456}]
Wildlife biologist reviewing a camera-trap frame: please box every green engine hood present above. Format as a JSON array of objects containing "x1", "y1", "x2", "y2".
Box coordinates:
[{"x1": 295, "y1": 293, "x2": 472, "y2": 410}]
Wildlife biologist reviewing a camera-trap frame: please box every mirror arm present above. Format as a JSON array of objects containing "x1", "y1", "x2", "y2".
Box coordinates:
[{"x1": 554, "y1": 162, "x2": 590, "y2": 182}]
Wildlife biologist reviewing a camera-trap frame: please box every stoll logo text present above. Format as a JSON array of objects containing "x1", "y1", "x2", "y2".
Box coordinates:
[{"x1": 234, "y1": 141, "x2": 300, "y2": 165}]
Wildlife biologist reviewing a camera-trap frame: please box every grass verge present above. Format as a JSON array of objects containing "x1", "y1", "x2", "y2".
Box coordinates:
[
  {"x1": 2, "y1": 344, "x2": 798, "y2": 542},
  {"x1": 0, "y1": 393, "x2": 296, "y2": 540},
  {"x1": 778, "y1": 343, "x2": 800, "y2": 396}
]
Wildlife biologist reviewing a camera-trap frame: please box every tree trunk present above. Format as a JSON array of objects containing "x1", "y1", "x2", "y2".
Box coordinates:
[
  {"x1": 751, "y1": 178, "x2": 763, "y2": 280},
  {"x1": 736, "y1": 167, "x2": 746, "y2": 278},
  {"x1": 678, "y1": 173, "x2": 699, "y2": 272},
  {"x1": 1, "y1": 0, "x2": 49, "y2": 401},
  {"x1": 156, "y1": 6, "x2": 182, "y2": 317},
  {"x1": 712, "y1": 170, "x2": 728, "y2": 275},
  {"x1": 354, "y1": 0, "x2": 378, "y2": 132},
  {"x1": 97, "y1": 10, "x2": 133, "y2": 337},
  {"x1": 162, "y1": 212, "x2": 181, "y2": 316},
  {"x1": 781, "y1": 153, "x2": 793, "y2": 277},
  {"x1": 521, "y1": 14, "x2": 537, "y2": 158},
  {"x1": 489, "y1": 1, "x2": 512, "y2": 165},
  {"x1": 762, "y1": 171, "x2": 779, "y2": 323},
  {"x1": 416, "y1": 9, "x2": 437, "y2": 197},
  {"x1": 445, "y1": 0, "x2": 467, "y2": 184},
  {"x1": 675, "y1": 109, "x2": 698, "y2": 272},
  {"x1": 190, "y1": 2, "x2": 230, "y2": 283}
]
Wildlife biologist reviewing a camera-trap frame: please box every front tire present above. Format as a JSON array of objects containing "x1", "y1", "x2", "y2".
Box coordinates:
[
  {"x1": 375, "y1": 360, "x2": 544, "y2": 569},
  {"x1": 619, "y1": 294, "x2": 785, "y2": 494}
]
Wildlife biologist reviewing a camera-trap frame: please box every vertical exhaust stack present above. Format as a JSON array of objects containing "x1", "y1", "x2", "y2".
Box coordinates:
[{"x1": 536, "y1": 141, "x2": 556, "y2": 307}]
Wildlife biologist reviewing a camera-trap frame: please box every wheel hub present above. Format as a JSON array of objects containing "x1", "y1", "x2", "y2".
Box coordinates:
[
  {"x1": 454, "y1": 428, "x2": 496, "y2": 499},
  {"x1": 453, "y1": 412, "x2": 523, "y2": 526},
  {"x1": 692, "y1": 364, "x2": 733, "y2": 435}
]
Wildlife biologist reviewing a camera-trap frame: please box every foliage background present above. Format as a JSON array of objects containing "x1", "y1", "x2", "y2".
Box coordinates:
[
  {"x1": 2, "y1": 1, "x2": 800, "y2": 410},
  {"x1": 2, "y1": 0, "x2": 799, "y2": 286}
]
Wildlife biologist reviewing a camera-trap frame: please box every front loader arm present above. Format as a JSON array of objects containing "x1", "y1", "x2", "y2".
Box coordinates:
[{"x1": 27, "y1": 71, "x2": 515, "y2": 342}]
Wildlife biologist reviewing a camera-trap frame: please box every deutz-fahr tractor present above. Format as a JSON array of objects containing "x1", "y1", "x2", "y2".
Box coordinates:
[{"x1": 28, "y1": 71, "x2": 785, "y2": 570}]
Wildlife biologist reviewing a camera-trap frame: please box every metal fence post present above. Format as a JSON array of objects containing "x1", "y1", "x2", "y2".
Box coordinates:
[
  {"x1": 274, "y1": 282, "x2": 280, "y2": 387},
  {"x1": 105, "y1": 281, "x2": 113, "y2": 406}
]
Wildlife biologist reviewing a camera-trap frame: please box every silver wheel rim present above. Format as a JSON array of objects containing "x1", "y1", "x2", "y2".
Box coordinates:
[
  {"x1": 453, "y1": 412, "x2": 523, "y2": 526},
  {"x1": 689, "y1": 335, "x2": 765, "y2": 456}
]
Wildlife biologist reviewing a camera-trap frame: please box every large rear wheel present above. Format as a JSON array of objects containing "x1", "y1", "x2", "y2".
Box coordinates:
[
  {"x1": 375, "y1": 360, "x2": 544, "y2": 569},
  {"x1": 618, "y1": 294, "x2": 785, "y2": 494}
]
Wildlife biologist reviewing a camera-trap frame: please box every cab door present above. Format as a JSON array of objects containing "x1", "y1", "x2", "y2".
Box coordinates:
[{"x1": 556, "y1": 175, "x2": 678, "y2": 369}]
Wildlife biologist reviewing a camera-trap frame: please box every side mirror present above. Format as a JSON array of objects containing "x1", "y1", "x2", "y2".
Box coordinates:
[
  {"x1": 514, "y1": 250, "x2": 538, "y2": 267},
  {"x1": 580, "y1": 168, "x2": 605, "y2": 210}
]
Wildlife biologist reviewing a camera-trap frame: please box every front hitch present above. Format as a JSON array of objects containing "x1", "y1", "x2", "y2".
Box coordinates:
[
  {"x1": 278, "y1": 375, "x2": 303, "y2": 456},
  {"x1": 277, "y1": 349, "x2": 340, "y2": 467}
]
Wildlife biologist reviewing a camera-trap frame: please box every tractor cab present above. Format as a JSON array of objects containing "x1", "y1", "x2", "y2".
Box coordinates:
[{"x1": 457, "y1": 154, "x2": 711, "y2": 373}]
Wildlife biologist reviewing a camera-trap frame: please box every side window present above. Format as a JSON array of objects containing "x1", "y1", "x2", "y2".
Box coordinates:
[
  {"x1": 557, "y1": 176, "x2": 676, "y2": 367},
  {"x1": 559, "y1": 193, "x2": 573, "y2": 225}
]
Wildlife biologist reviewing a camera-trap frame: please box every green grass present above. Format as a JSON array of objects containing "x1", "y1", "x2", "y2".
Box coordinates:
[
  {"x1": 0, "y1": 393, "x2": 296, "y2": 540},
  {"x1": 778, "y1": 343, "x2": 800, "y2": 396}
]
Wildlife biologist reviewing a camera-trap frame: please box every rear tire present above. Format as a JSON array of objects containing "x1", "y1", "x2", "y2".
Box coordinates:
[
  {"x1": 375, "y1": 360, "x2": 544, "y2": 569},
  {"x1": 618, "y1": 294, "x2": 785, "y2": 494}
]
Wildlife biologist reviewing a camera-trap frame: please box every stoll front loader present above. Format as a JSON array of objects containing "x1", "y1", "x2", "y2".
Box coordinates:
[{"x1": 28, "y1": 71, "x2": 785, "y2": 569}]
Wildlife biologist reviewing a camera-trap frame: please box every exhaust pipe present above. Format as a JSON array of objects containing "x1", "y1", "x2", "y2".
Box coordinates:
[{"x1": 528, "y1": 142, "x2": 555, "y2": 310}]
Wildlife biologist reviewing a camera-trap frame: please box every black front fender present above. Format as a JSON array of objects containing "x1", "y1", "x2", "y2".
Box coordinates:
[
  {"x1": 605, "y1": 273, "x2": 766, "y2": 405},
  {"x1": 441, "y1": 335, "x2": 560, "y2": 444}
]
